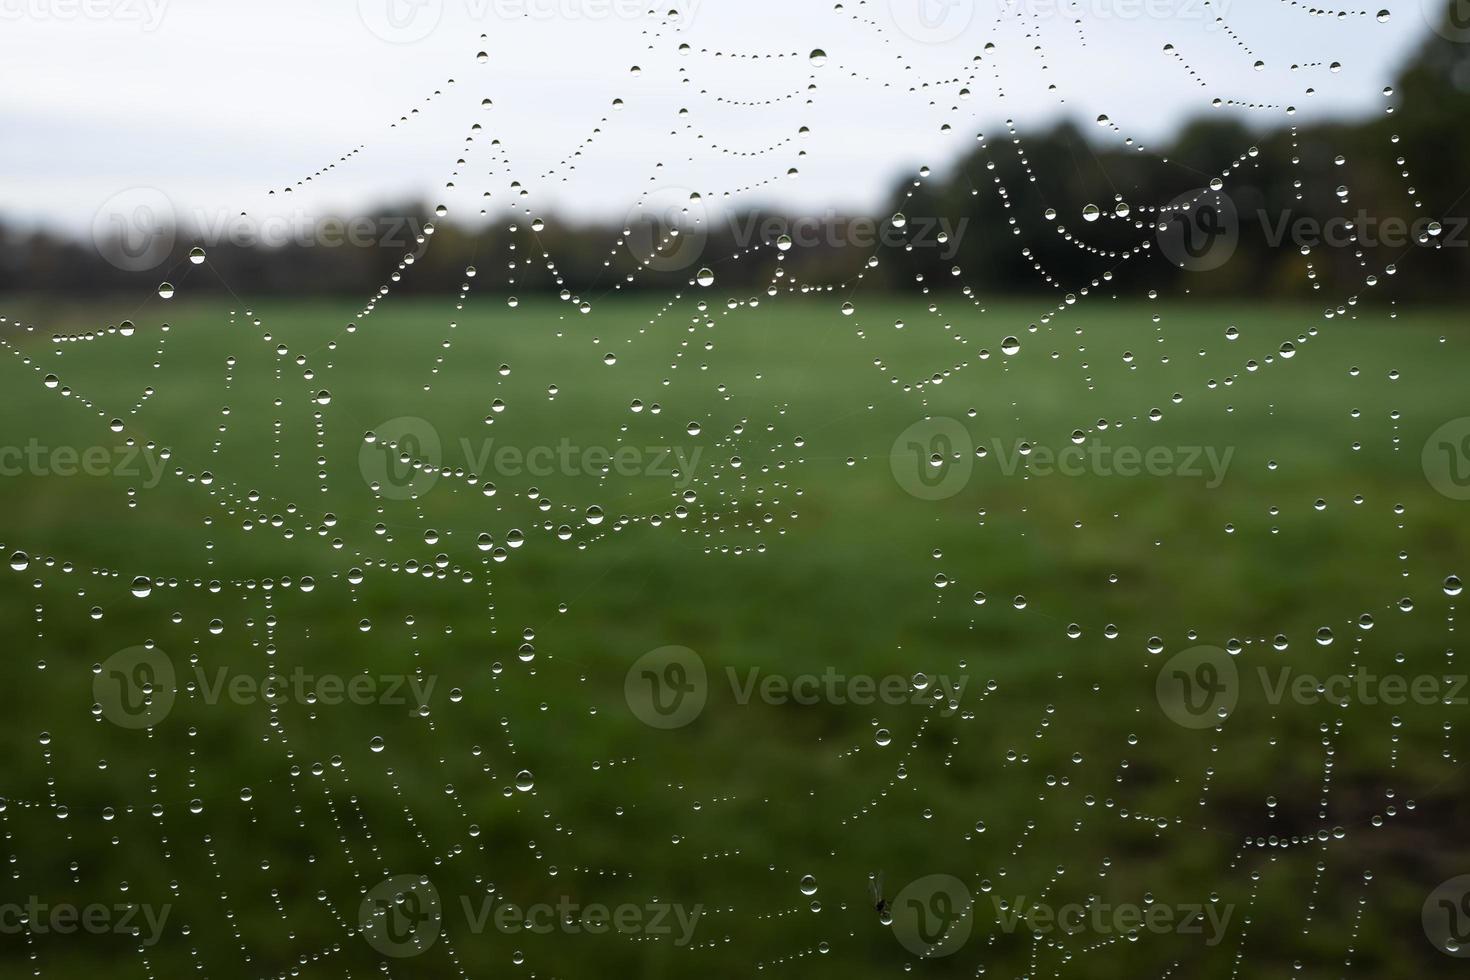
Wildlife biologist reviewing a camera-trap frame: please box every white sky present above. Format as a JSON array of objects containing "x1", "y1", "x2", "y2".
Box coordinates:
[{"x1": 0, "y1": 0, "x2": 1435, "y2": 235}]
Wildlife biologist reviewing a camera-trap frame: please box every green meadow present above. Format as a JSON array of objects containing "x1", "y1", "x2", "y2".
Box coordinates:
[{"x1": 0, "y1": 294, "x2": 1465, "y2": 978}]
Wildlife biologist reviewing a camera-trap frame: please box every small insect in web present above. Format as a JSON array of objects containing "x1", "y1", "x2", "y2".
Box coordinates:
[{"x1": 868, "y1": 872, "x2": 889, "y2": 918}]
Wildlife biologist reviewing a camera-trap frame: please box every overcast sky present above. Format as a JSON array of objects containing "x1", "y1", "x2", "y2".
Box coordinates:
[{"x1": 0, "y1": 0, "x2": 1436, "y2": 236}]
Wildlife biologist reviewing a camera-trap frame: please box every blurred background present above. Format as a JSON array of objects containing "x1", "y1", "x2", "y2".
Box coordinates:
[
  {"x1": 1, "y1": 3, "x2": 1469, "y2": 979},
  {"x1": 2, "y1": 1, "x2": 1469, "y2": 298}
]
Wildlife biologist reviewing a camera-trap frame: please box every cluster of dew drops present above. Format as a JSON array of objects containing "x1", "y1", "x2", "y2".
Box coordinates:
[{"x1": 0, "y1": 3, "x2": 1464, "y2": 976}]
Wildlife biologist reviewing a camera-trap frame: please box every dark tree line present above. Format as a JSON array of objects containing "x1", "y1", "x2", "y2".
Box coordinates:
[{"x1": 4, "y1": 7, "x2": 1469, "y2": 301}]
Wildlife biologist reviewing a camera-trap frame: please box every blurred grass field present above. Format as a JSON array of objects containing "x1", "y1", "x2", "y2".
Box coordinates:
[{"x1": 0, "y1": 294, "x2": 1466, "y2": 978}]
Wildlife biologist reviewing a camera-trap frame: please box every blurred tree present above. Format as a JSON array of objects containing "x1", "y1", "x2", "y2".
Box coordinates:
[{"x1": 4, "y1": 9, "x2": 1467, "y2": 302}]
